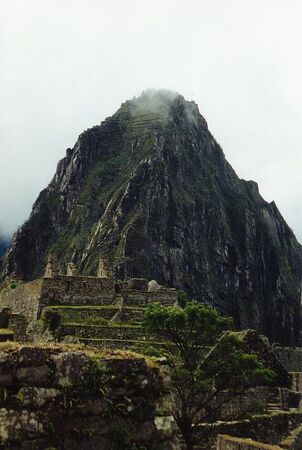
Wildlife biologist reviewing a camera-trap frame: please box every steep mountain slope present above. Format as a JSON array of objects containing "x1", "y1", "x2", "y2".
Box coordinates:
[{"x1": 2, "y1": 90, "x2": 302, "y2": 344}]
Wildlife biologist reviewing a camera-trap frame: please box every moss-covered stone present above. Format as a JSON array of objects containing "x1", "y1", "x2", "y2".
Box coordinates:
[
  {"x1": 0, "y1": 342, "x2": 177, "y2": 449},
  {"x1": 0, "y1": 329, "x2": 14, "y2": 343}
]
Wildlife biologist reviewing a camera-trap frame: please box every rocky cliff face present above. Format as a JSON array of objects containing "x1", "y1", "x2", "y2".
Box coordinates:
[{"x1": 2, "y1": 90, "x2": 302, "y2": 344}]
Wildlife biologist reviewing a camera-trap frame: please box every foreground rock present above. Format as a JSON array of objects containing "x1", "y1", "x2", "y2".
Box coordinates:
[{"x1": 0, "y1": 343, "x2": 177, "y2": 449}]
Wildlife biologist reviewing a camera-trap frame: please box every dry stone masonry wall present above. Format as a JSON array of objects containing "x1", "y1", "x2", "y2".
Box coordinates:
[
  {"x1": 216, "y1": 434, "x2": 283, "y2": 450},
  {"x1": 0, "y1": 343, "x2": 178, "y2": 449},
  {"x1": 3, "y1": 259, "x2": 302, "y2": 449},
  {"x1": 272, "y1": 347, "x2": 302, "y2": 372},
  {"x1": 216, "y1": 424, "x2": 302, "y2": 450},
  {"x1": 0, "y1": 279, "x2": 42, "y2": 321},
  {"x1": 0, "y1": 257, "x2": 179, "y2": 351},
  {"x1": 197, "y1": 411, "x2": 302, "y2": 449},
  {"x1": 39, "y1": 275, "x2": 115, "y2": 309}
]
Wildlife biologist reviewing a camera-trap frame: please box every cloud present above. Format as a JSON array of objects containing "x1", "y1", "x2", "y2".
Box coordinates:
[
  {"x1": 0, "y1": 0, "x2": 301, "y2": 242},
  {"x1": 129, "y1": 89, "x2": 180, "y2": 121}
]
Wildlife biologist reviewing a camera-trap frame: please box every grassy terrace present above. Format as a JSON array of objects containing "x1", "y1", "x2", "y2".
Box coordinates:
[
  {"x1": 79, "y1": 337, "x2": 167, "y2": 352},
  {"x1": 63, "y1": 322, "x2": 141, "y2": 328},
  {"x1": 43, "y1": 305, "x2": 152, "y2": 348},
  {"x1": 0, "y1": 329, "x2": 15, "y2": 342},
  {"x1": 80, "y1": 337, "x2": 165, "y2": 345},
  {"x1": 0, "y1": 341, "x2": 158, "y2": 366},
  {"x1": 44, "y1": 305, "x2": 145, "y2": 311},
  {"x1": 0, "y1": 329, "x2": 14, "y2": 335},
  {"x1": 43, "y1": 305, "x2": 144, "y2": 327},
  {"x1": 60, "y1": 321, "x2": 147, "y2": 341}
]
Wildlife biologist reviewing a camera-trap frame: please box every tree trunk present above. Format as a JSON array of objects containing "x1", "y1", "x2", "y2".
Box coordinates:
[{"x1": 178, "y1": 418, "x2": 194, "y2": 450}]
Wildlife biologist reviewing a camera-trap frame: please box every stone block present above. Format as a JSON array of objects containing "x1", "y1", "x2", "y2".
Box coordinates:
[
  {"x1": 51, "y1": 350, "x2": 90, "y2": 387},
  {"x1": 15, "y1": 365, "x2": 50, "y2": 386},
  {"x1": 0, "y1": 343, "x2": 177, "y2": 449},
  {"x1": 0, "y1": 352, "x2": 10, "y2": 365},
  {"x1": 0, "y1": 408, "x2": 44, "y2": 442},
  {"x1": 19, "y1": 387, "x2": 60, "y2": 408},
  {"x1": 0, "y1": 367, "x2": 13, "y2": 385},
  {"x1": 17, "y1": 346, "x2": 50, "y2": 366}
]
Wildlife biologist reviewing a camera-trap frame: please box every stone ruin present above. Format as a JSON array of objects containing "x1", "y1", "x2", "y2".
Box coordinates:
[
  {"x1": 0, "y1": 255, "x2": 178, "y2": 350},
  {"x1": 2, "y1": 257, "x2": 302, "y2": 448},
  {"x1": 0, "y1": 343, "x2": 178, "y2": 449}
]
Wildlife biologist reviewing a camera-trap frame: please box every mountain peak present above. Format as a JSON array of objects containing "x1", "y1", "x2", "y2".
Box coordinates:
[
  {"x1": 114, "y1": 89, "x2": 207, "y2": 132},
  {"x1": 2, "y1": 91, "x2": 302, "y2": 344},
  {"x1": 135, "y1": 88, "x2": 183, "y2": 102}
]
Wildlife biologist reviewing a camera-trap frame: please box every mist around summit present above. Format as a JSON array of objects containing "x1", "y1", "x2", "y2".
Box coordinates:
[{"x1": 129, "y1": 90, "x2": 203, "y2": 129}]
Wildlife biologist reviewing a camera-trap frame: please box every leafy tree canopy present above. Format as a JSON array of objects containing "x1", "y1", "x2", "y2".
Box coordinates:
[{"x1": 143, "y1": 302, "x2": 276, "y2": 449}]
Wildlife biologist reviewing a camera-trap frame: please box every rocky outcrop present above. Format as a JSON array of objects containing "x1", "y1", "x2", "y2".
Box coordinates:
[
  {"x1": 0, "y1": 343, "x2": 177, "y2": 449},
  {"x1": 1, "y1": 90, "x2": 302, "y2": 344}
]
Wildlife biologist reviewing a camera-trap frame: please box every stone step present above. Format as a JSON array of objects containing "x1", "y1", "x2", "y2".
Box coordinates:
[
  {"x1": 110, "y1": 307, "x2": 144, "y2": 324},
  {"x1": 267, "y1": 401, "x2": 286, "y2": 413},
  {"x1": 267, "y1": 410, "x2": 286, "y2": 414},
  {"x1": 267, "y1": 404, "x2": 282, "y2": 409}
]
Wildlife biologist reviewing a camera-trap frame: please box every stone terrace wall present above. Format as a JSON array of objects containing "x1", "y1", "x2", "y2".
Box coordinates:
[
  {"x1": 279, "y1": 423, "x2": 302, "y2": 449},
  {"x1": 8, "y1": 313, "x2": 28, "y2": 342},
  {"x1": 272, "y1": 347, "x2": 302, "y2": 372},
  {"x1": 147, "y1": 289, "x2": 178, "y2": 305},
  {"x1": 196, "y1": 411, "x2": 302, "y2": 449},
  {"x1": 291, "y1": 373, "x2": 302, "y2": 393},
  {"x1": 217, "y1": 424, "x2": 302, "y2": 450},
  {"x1": 42, "y1": 305, "x2": 118, "y2": 322},
  {"x1": 79, "y1": 337, "x2": 164, "y2": 352},
  {"x1": 60, "y1": 323, "x2": 146, "y2": 340},
  {"x1": 0, "y1": 343, "x2": 177, "y2": 449},
  {"x1": 38, "y1": 275, "x2": 115, "y2": 314},
  {"x1": 216, "y1": 435, "x2": 282, "y2": 449},
  {"x1": 0, "y1": 279, "x2": 42, "y2": 321},
  {"x1": 215, "y1": 387, "x2": 271, "y2": 420},
  {"x1": 121, "y1": 289, "x2": 178, "y2": 307}
]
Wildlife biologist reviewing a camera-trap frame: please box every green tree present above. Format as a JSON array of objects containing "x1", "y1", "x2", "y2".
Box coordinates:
[{"x1": 143, "y1": 302, "x2": 275, "y2": 450}]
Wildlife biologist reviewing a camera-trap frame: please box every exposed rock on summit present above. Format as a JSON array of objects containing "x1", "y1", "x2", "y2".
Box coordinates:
[{"x1": 2, "y1": 89, "x2": 302, "y2": 344}]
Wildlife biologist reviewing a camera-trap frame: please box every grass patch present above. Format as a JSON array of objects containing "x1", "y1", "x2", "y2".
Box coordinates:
[
  {"x1": 44, "y1": 305, "x2": 144, "y2": 311},
  {"x1": 80, "y1": 337, "x2": 165, "y2": 345},
  {"x1": 0, "y1": 341, "x2": 158, "y2": 366},
  {"x1": 63, "y1": 317, "x2": 108, "y2": 326},
  {"x1": 0, "y1": 329, "x2": 14, "y2": 335}
]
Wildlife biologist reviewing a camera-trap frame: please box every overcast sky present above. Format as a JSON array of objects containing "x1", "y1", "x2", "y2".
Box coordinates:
[{"x1": 0, "y1": 0, "x2": 301, "y2": 243}]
